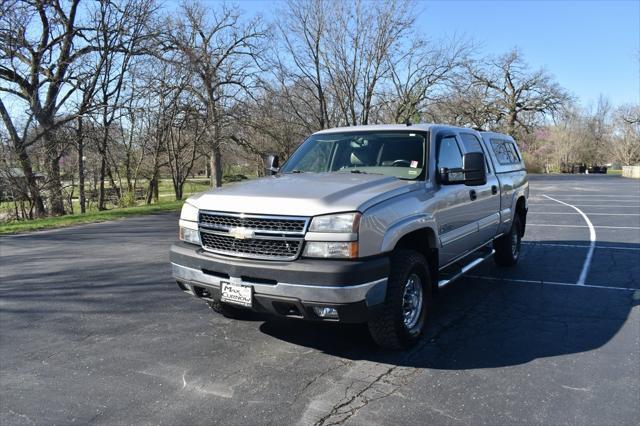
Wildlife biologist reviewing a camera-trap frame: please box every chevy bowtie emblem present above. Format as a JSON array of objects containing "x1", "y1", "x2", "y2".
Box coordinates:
[{"x1": 228, "y1": 227, "x2": 254, "y2": 240}]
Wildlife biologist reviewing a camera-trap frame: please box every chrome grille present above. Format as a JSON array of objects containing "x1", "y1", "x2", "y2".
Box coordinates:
[
  {"x1": 198, "y1": 211, "x2": 309, "y2": 260},
  {"x1": 200, "y1": 233, "x2": 302, "y2": 259},
  {"x1": 199, "y1": 213, "x2": 306, "y2": 233}
]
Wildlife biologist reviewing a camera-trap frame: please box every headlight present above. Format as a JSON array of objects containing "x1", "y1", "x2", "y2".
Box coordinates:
[
  {"x1": 180, "y1": 202, "x2": 199, "y2": 222},
  {"x1": 179, "y1": 227, "x2": 201, "y2": 245},
  {"x1": 303, "y1": 241, "x2": 358, "y2": 259},
  {"x1": 179, "y1": 202, "x2": 200, "y2": 245},
  {"x1": 309, "y1": 212, "x2": 361, "y2": 233}
]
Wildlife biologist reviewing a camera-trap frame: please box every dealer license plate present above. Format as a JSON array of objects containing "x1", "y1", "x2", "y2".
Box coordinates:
[{"x1": 220, "y1": 281, "x2": 253, "y2": 308}]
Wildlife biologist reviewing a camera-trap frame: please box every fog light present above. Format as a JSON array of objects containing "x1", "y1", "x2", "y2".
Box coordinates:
[{"x1": 313, "y1": 306, "x2": 339, "y2": 319}]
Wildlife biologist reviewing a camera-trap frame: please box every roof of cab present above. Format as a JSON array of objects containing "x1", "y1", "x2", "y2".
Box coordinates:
[
  {"x1": 480, "y1": 130, "x2": 515, "y2": 141},
  {"x1": 312, "y1": 123, "x2": 467, "y2": 135}
]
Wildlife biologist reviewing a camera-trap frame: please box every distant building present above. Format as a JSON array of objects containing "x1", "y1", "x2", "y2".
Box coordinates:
[{"x1": 0, "y1": 168, "x2": 46, "y2": 201}]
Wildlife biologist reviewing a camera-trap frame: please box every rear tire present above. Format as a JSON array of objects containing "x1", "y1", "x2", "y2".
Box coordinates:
[
  {"x1": 367, "y1": 249, "x2": 432, "y2": 350},
  {"x1": 494, "y1": 214, "x2": 522, "y2": 266},
  {"x1": 207, "y1": 300, "x2": 252, "y2": 319}
]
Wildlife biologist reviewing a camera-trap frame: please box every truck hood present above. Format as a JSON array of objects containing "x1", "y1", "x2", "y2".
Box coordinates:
[{"x1": 187, "y1": 173, "x2": 419, "y2": 216}]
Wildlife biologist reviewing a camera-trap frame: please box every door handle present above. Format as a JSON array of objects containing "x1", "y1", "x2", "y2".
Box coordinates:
[
  {"x1": 469, "y1": 190, "x2": 477, "y2": 201},
  {"x1": 491, "y1": 185, "x2": 498, "y2": 195}
]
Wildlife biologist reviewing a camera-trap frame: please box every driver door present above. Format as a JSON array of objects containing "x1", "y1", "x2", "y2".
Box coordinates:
[{"x1": 433, "y1": 133, "x2": 482, "y2": 265}]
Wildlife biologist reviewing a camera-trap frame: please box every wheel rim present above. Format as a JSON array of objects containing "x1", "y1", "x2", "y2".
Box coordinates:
[
  {"x1": 402, "y1": 273, "x2": 423, "y2": 330},
  {"x1": 511, "y1": 229, "x2": 520, "y2": 258}
]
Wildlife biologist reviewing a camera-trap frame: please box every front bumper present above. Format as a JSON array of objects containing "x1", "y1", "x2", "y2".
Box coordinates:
[{"x1": 170, "y1": 242, "x2": 390, "y2": 323}]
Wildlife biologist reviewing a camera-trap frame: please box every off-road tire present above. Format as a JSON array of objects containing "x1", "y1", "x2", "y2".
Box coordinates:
[
  {"x1": 494, "y1": 214, "x2": 522, "y2": 266},
  {"x1": 367, "y1": 249, "x2": 432, "y2": 350},
  {"x1": 207, "y1": 300, "x2": 252, "y2": 319}
]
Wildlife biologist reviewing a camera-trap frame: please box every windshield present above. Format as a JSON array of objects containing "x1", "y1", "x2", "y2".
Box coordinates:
[{"x1": 280, "y1": 131, "x2": 427, "y2": 180}]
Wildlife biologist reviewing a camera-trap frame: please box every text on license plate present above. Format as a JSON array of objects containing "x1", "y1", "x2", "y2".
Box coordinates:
[{"x1": 220, "y1": 282, "x2": 252, "y2": 307}]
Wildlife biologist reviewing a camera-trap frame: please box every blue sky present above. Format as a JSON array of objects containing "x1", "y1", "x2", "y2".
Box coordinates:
[{"x1": 203, "y1": 0, "x2": 640, "y2": 108}]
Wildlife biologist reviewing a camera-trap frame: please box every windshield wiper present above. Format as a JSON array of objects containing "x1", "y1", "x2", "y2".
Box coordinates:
[
  {"x1": 349, "y1": 169, "x2": 367, "y2": 174},
  {"x1": 284, "y1": 169, "x2": 304, "y2": 174}
]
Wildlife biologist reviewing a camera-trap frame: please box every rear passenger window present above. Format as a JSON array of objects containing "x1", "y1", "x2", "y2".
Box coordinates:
[
  {"x1": 437, "y1": 136, "x2": 462, "y2": 170},
  {"x1": 460, "y1": 133, "x2": 484, "y2": 153},
  {"x1": 491, "y1": 139, "x2": 521, "y2": 165}
]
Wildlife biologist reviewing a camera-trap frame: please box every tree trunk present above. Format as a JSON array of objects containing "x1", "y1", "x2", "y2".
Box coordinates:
[
  {"x1": 124, "y1": 146, "x2": 133, "y2": 192},
  {"x1": 211, "y1": 146, "x2": 223, "y2": 187},
  {"x1": 16, "y1": 146, "x2": 46, "y2": 218},
  {"x1": 146, "y1": 176, "x2": 156, "y2": 205},
  {"x1": 43, "y1": 128, "x2": 65, "y2": 216},
  {"x1": 175, "y1": 180, "x2": 183, "y2": 200},
  {"x1": 507, "y1": 110, "x2": 518, "y2": 137},
  {"x1": 77, "y1": 118, "x2": 86, "y2": 214},
  {"x1": 0, "y1": 101, "x2": 46, "y2": 217},
  {"x1": 97, "y1": 128, "x2": 110, "y2": 210},
  {"x1": 46, "y1": 154, "x2": 65, "y2": 216},
  {"x1": 98, "y1": 155, "x2": 107, "y2": 210},
  {"x1": 107, "y1": 166, "x2": 120, "y2": 199}
]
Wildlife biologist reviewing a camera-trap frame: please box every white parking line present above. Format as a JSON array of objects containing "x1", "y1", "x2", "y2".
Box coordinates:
[
  {"x1": 529, "y1": 200, "x2": 640, "y2": 204},
  {"x1": 528, "y1": 204, "x2": 640, "y2": 208},
  {"x1": 532, "y1": 194, "x2": 640, "y2": 198},
  {"x1": 543, "y1": 195, "x2": 596, "y2": 286},
  {"x1": 466, "y1": 275, "x2": 635, "y2": 292},
  {"x1": 536, "y1": 192, "x2": 640, "y2": 198},
  {"x1": 527, "y1": 224, "x2": 640, "y2": 229},
  {"x1": 528, "y1": 212, "x2": 640, "y2": 216},
  {"x1": 522, "y1": 242, "x2": 640, "y2": 251}
]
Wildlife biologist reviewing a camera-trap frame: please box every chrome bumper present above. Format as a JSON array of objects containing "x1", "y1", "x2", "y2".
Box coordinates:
[{"x1": 171, "y1": 262, "x2": 387, "y2": 306}]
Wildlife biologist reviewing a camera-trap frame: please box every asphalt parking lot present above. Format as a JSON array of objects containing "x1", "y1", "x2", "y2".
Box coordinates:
[{"x1": 1, "y1": 174, "x2": 639, "y2": 425}]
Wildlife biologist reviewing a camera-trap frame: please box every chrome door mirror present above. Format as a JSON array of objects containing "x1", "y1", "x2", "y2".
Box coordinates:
[{"x1": 265, "y1": 154, "x2": 279, "y2": 175}]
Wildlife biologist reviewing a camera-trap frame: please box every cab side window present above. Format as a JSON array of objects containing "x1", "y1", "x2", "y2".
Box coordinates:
[
  {"x1": 437, "y1": 136, "x2": 462, "y2": 170},
  {"x1": 460, "y1": 133, "x2": 483, "y2": 153}
]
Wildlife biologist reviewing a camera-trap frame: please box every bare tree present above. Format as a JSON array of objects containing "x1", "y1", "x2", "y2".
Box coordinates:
[
  {"x1": 384, "y1": 36, "x2": 473, "y2": 123},
  {"x1": 611, "y1": 104, "x2": 640, "y2": 166},
  {"x1": 0, "y1": 0, "x2": 96, "y2": 216},
  {"x1": 163, "y1": 2, "x2": 267, "y2": 187},
  {"x1": 467, "y1": 48, "x2": 571, "y2": 137},
  {"x1": 0, "y1": 0, "x2": 154, "y2": 216},
  {"x1": 275, "y1": 0, "x2": 330, "y2": 131},
  {"x1": 87, "y1": 0, "x2": 155, "y2": 210},
  {"x1": 323, "y1": 0, "x2": 415, "y2": 125}
]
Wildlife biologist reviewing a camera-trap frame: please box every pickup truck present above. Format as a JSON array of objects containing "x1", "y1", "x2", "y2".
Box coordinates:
[{"x1": 170, "y1": 124, "x2": 528, "y2": 349}]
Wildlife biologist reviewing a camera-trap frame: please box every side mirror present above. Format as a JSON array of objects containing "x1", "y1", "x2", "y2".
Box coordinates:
[
  {"x1": 265, "y1": 154, "x2": 279, "y2": 175},
  {"x1": 461, "y1": 152, "x2": 487, "y2": 186},
  {"x1": 439, "y1": 152, "x2": 487, "y2": 186}
]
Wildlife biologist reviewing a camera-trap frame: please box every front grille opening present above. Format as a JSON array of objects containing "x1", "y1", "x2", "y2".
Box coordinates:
[
  {"x1": 272, "y1": 301, "x2": 303, "y2": 318},
  {"x1": 198, "y1": 212, "x2": 309, "y2": 261},
  {"x1": 202, "y1": 269, "x2": 230, "y2": 279},
  {"x1": 192, "y1": 286, "x2": 213, "y2": 301},
  {"x1": 200, "y1": 232, "x2": 301, "y2": 260},
  {"x1": 199, "y1": 213, "x2": 306, "y2": 233},
  {"x1": 177, "y1": 281, "x2": 191, "y2": 292},
  {"x1": 241, "y1": 276, "x2": 277, "y2": 286}
]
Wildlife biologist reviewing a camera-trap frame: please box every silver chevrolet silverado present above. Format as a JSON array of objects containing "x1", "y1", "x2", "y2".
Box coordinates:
[{"x1": 170, "y1": 124, "x2": 528, "y2": 349}]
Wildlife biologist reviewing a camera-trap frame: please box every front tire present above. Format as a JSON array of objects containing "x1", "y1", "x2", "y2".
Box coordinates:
[
  {"x1": 368, "y1": 249, "x2": 432, "y2": 350},
  {"x1": 494, "y1": 214, "x2": 522, "y2": 266}
]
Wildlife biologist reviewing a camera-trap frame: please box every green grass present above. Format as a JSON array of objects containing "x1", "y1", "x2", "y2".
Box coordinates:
[
  {"x1": 0, "y1": 176, "x2": 253, "y2": 235},
  {"x1": 0, "y1": 200, "x2": 184, "y2": 235},
  {"x1": 607, "y1": 169, "x2": 623, "y2": 175}
]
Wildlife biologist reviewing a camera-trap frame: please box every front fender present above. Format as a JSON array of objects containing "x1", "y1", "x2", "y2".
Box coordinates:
[{"x1": 380, "y1": 214, "x2": 438, "y2": 253}]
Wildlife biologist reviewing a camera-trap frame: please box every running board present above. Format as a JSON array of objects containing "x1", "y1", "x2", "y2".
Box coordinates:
[{"x1": 438, "y1": 249, "x2": 495, "y2": 288}]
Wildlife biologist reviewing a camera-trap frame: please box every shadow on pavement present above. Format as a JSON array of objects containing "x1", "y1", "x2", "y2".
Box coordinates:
[{"x1": 260, "y1": 240, "x2": 639, "y2": 369}]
